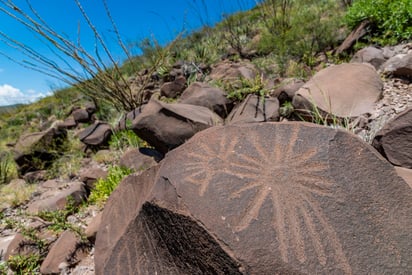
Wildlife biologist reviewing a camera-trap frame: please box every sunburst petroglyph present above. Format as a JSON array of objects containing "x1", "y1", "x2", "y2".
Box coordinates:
[{"x1": 180, "y1": 124, "x2": 351, "y2": 273}]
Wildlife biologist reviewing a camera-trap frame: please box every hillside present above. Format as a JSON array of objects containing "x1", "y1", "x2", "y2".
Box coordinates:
[{"x1": 0, "y1": 0, "x2": 411, "y2": 273}]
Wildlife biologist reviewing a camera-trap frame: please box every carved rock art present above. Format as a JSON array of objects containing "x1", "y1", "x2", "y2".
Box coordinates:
[{"x1": 95, "y1": 122, "x2": 412, "y2": 274}]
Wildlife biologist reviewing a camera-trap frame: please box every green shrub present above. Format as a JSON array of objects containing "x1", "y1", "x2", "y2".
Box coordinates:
[
  {"x1": 7, "y1": 254, "x2": 42, "y2": 275},
  {"x1": 345, "y1": 0, "x2": 412, "y2": 45},
  {"x1": 225, "y1": 75, "x2": 268, "y2": 101},
  {"x1": 257, "y1": 0, "x2": 344, "y2": 75},
  {"x1": 36, "y1": 197, "x2": 85, "y2": 238},
  {"x1": 109, "y1": 129, "x2": 144, "y2": 152},
  {"x1": 89, "y1": 166, "x2": 132, "y2": 206},
  {"x1": 0, "y1": 152, "x2": 17, "y2": 185}
]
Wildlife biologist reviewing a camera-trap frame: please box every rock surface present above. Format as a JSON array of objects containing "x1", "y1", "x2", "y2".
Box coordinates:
[
  {"x1": 395, "y1": 166, "x2": 412, "y2": 188},
  {"x1": 351, "y1": 46, "x2": 386, "y2": 70},
  {"x1": 160, "y1": 75, "x2": 186, "y2": 98},
  {"x1": 13, "y1": 127, "x2": 67, "y2": 174},
  {"x1": 179, "y1": 82, "x2": 233, "y2": 118},
  {"x1": 208, "y1": 61, "x2": 258, "y2": 85},
  {"x1": 293, "y1": 63, "x2": 383, "y2": 118},
  {"x1": 372, "y1": 107, "x2": 412, "y2": 168},
  {"x1": 119, "y1": 147, "x2": 157, "y2": 172},
  {"x1": 226, "y1": 94, "x2": 279, "y2": 124},
  {"x1": 40, "y1": 230, "x2": 79, "y2": 274},
  {"x1": 131, "y1": 99, "x2": 223, "y2": 154},
  {"x1": 27, "y1": 182, "x2": 87, "y2": 214},
  {"x1": 78, "y1": 121, "x2": 112, "y2": 148},
  {"x1": 381, "y1": 53, "x2": 412, "y2": 79},
  {"x1": 95, "y1": 122, "x2": 412, "y2": 274}
]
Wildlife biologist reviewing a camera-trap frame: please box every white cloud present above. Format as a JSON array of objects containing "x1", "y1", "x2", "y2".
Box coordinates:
[{"x1": 0, "y1": 84, "x2": 49, "y2": 106}]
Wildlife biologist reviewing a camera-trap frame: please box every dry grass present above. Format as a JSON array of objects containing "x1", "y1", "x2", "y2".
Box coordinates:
[{"x1": 0, "y1": 179, "x2": 35, "y2": 210}]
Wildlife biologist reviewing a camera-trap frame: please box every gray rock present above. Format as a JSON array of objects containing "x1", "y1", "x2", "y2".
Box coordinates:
[
  {"x1": 381, "y1": 53, "x2": 412, "y2": 79},
  {"x1": 351, "y1": 46, "x2": 386, "y2": 70}
]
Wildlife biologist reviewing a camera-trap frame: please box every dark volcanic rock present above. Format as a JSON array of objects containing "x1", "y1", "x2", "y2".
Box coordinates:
[
  {"x1": 72, "y1": 108, "x2": 91, "y2": 124},
  {"x1": 179, "y1": 82, "x2": 233, "y2": 118},
  {"x1": 372, "y1": 107, "x2": 412, "y2": 168},
  {"x1": 208, "y1": 61, "x2": 259, "y2": 86},
  {"x1": 226, "y1": 94, "x2": 279, "y2": 124},
  {"x1": 160, "y1": 75, "x2": 186, "y2": 98},
  {"x1": 131, "y1": 99, "x2": 223, "y2": 154},
  {"x1": 95, "y1": 122, "x2": 412, "y2": 274},
  {"x1": 271, "y1": 78, "x2": 305, "y2": 104},
  {"x1": 116, "y1": 106, "x2": 144, "y2": 131},
  {"x1": 13, "y1": 127, "x2": 67, "y2": 174},
  {"x1": 381, "y1": 53, "x2": 412, "y2": 79},
  {"x1": 40, "y1": 230, "x2": 79, "y2": 274},
  {"x1": 78, "y1": 121, "x2": 112, "y2": 148},
  {"x1": 119, "y1": 148, "x2": 158, "y2": 172},
  {"x1": 95, "y1": 166, "x2": 243, "y2": 275},
  {"x1": 27, "y1": 182, "x2": 87, "y2": 214}
]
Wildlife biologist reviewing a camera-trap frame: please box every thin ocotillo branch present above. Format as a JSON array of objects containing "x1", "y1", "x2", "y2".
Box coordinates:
[{"x1": 0, "y1": 0, "x2": 153, "y2": 112}]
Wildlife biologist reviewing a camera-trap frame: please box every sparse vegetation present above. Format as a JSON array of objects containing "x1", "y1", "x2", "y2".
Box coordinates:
[
  {"x1": 345, "y1": 0, "x2": 412, "y2": 46},
  {"x1": 0, "y1": 152, "x2": 16, "y2": 185},
  {"x1": 0, "y1": 1, "x2": 410, "y2": 273},
  {"x1": 0, "y1": 180, "x2": 35, "y2": 209},
  {"x1": 36, "y1": 197, "x2": 86, "y2": 238},
  {"x1": 109, "y1": 129, "x2": 145, "y2": 153},
  {"x1": 6, "y1": 254, "x2": 42, "y2": 275},
  {"x1": 89, "y1": 165, "x2": 132, "y2": 207},
  {"x1": 225, "y1": 75, "x2": 268, "y2": 101}
]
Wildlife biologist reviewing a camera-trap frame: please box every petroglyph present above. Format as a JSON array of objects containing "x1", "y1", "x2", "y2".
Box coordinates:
[
  {"x1": 182, "y1": 124, "x2": 351, "y2": 273},
  {"x1": 182, "y1": 135, "x2": 243, "y2": 196}
]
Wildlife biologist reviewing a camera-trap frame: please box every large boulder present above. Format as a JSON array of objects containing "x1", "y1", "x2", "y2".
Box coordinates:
[
  {"x1": 270, "y1": 78, "x2": 305, "y2": 104},
  {"x1": 179, "y1": 82, "x2": 233, "y2": 118},
  {"x1": 27, "y1": 181, "x2": 87, "y2": 214},
  {"x1": 293, "y1": 63, "x2": 383, "y2": 118},
  {"x1": 351, "y1": 46, "x2": 386, "y2": 70},
  {"x1": 208, "y1": 61, "x2": 259, "y2": 86},
  {"x1": 372, "y1": 107, "x2": 412, "y2": 168},
  {"x1": 131, "y1": 99, "x2": 223, "y2": 154},
  {"x1": 381, "y1": 53, "x2": 412, "y2": 79},
  {"x1": 95, "y1": 122, "x2": 412, "y2": 274},
  {"x1": 72, "y1": 108, "x2": 91, "y2": 124},
  {"x1": 78, "y1": 121, "x2": 112, "y2": 149},
  {"x1": 116, "y1": 106, "x2": 145, "y2": 131},
  {"x1": 119, "y1": 147, "x2": 158, "y2": 173},
  {"x1": 160, "y1": 76, "x2": 187, "y2": 98},
  {"x1": 13, "y1": 127, "x2": 67, "y2": 174},
  {"x1": 40, "y1": 230, "x2": 80, "y2": 274},
  {"x1": 226, "y1": 94, "x2": 279, "y2": 124}
]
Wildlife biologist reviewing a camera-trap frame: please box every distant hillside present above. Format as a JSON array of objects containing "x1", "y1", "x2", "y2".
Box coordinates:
[{"x1": 0, "y1": 104, "x2": 23, "y2": 114}]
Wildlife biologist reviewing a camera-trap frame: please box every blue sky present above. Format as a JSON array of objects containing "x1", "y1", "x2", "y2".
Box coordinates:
[{"x1": 0, "y1": 0, "x2": 257, "y2": 106}]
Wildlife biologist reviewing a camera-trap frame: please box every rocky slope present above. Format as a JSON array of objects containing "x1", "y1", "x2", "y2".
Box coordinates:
[{"x1": 0, "y1": 40, "x2": 411, "y2": 274}]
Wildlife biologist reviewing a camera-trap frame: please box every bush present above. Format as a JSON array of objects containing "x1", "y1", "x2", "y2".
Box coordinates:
[
  {"x1": 225, "y1": 75, "x2": 268, "y2": 101},
  {"x1": 345, "y1": 0, "x2": 412, "y2": 45},
  {"x1": 89, "y1": 165, "x2": 132, "y2": 206},
  {"x1": 109, "y1": 129, "x2": 144, "y2": 152},
  {"x1": 257, "y1": 0, "x2": 344, "y2": 75},
  {"x1": 7, "y1": 254, "x2": 42, "y2": 275},
  {"x1": 0, "y1": 152, "x2": 17, "y2": 185}
]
